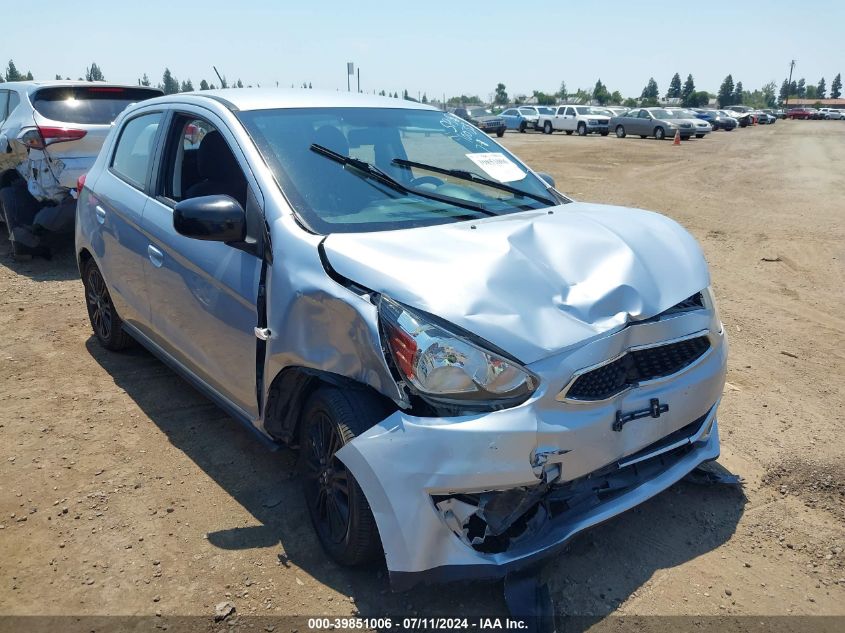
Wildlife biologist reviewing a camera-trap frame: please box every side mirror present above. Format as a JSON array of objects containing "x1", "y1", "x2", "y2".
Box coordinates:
[
  {"x1": 536, "y1": 172, "x2": 556, "y2": 188},
  {"x1": 173, "y1": 195, "x2": 246, "y2": 242}
]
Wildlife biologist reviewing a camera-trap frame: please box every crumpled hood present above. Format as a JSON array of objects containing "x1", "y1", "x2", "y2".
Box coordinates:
[{"x1": 322, "y1": 202, "x2": 710, "y2": 364}]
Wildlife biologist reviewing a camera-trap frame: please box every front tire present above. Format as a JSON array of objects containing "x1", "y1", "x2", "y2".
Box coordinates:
[
  {"x1": 577, "y1": 122, "x2": 587, "y2": 136},
  {"x1": 654, "y1": 126, "x2": 666, "y2": 140},
  {"x1": 82, "y1": 259, "x2": 134, "y2": 350},
  {"x1": 300, "y1": 387, "x2": 386, "y2": 566},
  {"x1": 518, "y1": 121, "x2": 527, "y2": 133},
  {"x1": 543, "y1": 121, "x2": 553, "y2": 134},
  {"x1": 616, "y1": 125, "x2": 626, "y2": 138},
  {"x1": 496, "y1": 127, "x2": 505, "y2": 138}
]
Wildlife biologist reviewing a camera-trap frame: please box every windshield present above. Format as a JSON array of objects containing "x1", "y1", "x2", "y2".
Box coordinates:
[
  {"x1": 649, "y1": 108, "x2": 677, "y2": 119},
  {"x1": 237, "y1": 107, "x2": 557, "y2": 234},
  {"x1": 469, "y1": 107, "x2": 494, "y2": 117},
  {"x1": 536, "y1": 107, "x2": 554, "y2": 114}
]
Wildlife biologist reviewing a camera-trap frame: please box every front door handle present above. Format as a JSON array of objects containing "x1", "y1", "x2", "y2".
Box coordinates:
[
  {"x1": 147, "y1": 245, "x2": 164, "y2": 268},
  {"x1": 95, "y1": 205, "x2": 106, "y2": 225}
]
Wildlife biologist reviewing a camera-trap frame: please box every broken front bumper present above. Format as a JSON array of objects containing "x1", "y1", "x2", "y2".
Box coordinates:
[{"x1": 337, "y1": 318, "x2": 727, "y2": 590}]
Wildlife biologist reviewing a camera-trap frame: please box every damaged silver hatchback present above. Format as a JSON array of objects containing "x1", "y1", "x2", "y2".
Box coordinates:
[{"x1": 76, "y1": 90, "x2": 727, "y2": 589}]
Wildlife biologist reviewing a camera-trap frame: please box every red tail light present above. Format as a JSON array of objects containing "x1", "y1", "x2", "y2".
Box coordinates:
[
  {"x1": 77, "y1": 173, "x2": 87, "y2": 193},
  {"x1": 19, "y1": 126, "x2": 87, "y2": 150}
]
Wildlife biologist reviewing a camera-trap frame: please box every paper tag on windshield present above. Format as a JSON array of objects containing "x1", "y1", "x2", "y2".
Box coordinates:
[{"x1": 465, "y1": 152, "x2": 526, "y2": 183}]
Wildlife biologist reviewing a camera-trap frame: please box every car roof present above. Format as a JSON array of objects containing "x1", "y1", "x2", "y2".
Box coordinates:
[
  {"x1": 1, "y1": 80, "x2": 162, "y2": 94},
  {"x1": 140, "y1": 88, "x2": 440, "y2": 113}
]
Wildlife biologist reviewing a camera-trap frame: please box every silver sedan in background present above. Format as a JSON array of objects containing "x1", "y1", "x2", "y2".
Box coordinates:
[{"x1": 611, "y1": 107, "x2": 695, "y2": 140}]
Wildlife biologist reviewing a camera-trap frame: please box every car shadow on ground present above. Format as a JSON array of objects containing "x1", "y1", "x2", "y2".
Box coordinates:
[
  {"x1": 0, "y1": 235, "x2": 78, "y2": 281},
  {"x1": 86, "y1": 337, "x2": 745, "y2": 626}
]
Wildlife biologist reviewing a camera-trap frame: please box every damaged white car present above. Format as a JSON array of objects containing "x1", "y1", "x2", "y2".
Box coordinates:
[
  {"x1": 0, "y1": 81, "x2": 162, "y2": 259},
  {"x1": 75, "y1": 90, "x2": 727, "y2": 589}
]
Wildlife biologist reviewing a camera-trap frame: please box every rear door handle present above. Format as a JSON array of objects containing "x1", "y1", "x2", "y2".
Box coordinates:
[
  {"x1": 147, "y1": 245, "x2": 164, "y2": 268},
  {"x1": 95, "y1": 205, "x2": 106, "y2": 225}
]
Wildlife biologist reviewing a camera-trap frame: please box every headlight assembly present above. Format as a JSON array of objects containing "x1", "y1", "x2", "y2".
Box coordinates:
[{"x1": 378, "y1": 295, "x2": 537, "y2": 409}]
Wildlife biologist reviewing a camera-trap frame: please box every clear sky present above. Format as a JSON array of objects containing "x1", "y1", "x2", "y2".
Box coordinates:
[{"x1": 4, "y1": 0, "x2": 843, "y2": 99}]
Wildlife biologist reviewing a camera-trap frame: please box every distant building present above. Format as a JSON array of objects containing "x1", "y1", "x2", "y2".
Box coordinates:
[{"x1": 785, "y1": 98, "x2": 845, "y2": 110}]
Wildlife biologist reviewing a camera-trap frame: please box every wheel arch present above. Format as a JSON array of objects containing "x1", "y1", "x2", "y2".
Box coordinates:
[{"x1": 263, "y1": 365, "x2": 396, "y2": 447}]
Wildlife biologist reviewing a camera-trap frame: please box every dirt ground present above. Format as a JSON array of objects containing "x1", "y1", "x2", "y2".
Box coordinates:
[{"x1": 1, "y1": 120, "x2": 843, "y2": 626}]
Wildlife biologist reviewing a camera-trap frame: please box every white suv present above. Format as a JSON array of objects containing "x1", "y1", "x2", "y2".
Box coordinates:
[
  {"x1": 0, "y1": 81, "x2": 161, "y2": 259},
  {"x1": 818, "y1": 108, "x2": 843, "y2": 120},
  {"x1": 537, "y1": 105, "x2": 612, "y2": 136}
]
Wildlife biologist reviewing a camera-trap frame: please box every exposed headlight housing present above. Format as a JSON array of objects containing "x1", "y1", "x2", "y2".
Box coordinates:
[{"x1": 379, "y1": 295, "x2": 537, "y2": 409}]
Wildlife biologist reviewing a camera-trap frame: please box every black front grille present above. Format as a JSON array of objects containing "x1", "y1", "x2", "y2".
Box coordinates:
[{"x1": 565, "y1": 336, "x2": 711, "y2": 401}]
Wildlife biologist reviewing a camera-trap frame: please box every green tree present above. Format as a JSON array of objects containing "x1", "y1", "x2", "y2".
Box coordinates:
[
  {"x1": 160, "y1": 68, "x2": 179, "y2": 95},
  {"x1": 180, "y1": 79, "x2": 194, "y2": 92},
  {"x1": 25, "y1": 71, "x2": 33, "y2": 80},
  {"x1": 139, "y1": 73, "x2": 151, "y2": 87},
  {"x1": 717, "y1": 75, "x2": 735, "y2": 107},
  {"x1": 816, "y1": 77, "x2": 826, "y2": 99},
  {"x1": 592, "y1": 79, "x2": 610, "y2": 105},
  {"x1": 623, "y1": 97, "x2": 638, "y2": 107},
  {"x1": 494, "y1": 83, "x2": 508, "y2": 105},
  {"x1": 55, "y1": 74, "x2": 62, "y2": 80},
  {"x1": 557, "y1": 80, "x2": 567, "y2": 100},
  {"x1": 805, "y1": 85, "x2": 817, "y2": 99},
  {"x1": 796, "y1": 78, "x2": 806, "y2": 98},
  {"x1": 694, "y1": 91, "x2": 711, "y2": 107},
  {"x1": 732, "y1": 81, "x2": 743, "y2": 104},
  {"x1": 762, "y1": 82, "x2": 777, "y2": 107},
  {"x1": 778, "y1": 79, "x2": 789, "y2": 104},
  {"x1": 640, "y1": 77, "x2": 659, "y2": 105},
  {"x1": 666, "y1": 73, "x2": 682, "y2": 99},
  {"x1": 5, "y1": 60, "x2": 24, "y2": 82},
  {"x1": 831, "y1": 73, "x2": 842, "y2": 99},
  {"x1": 199, "y1": 79, "x2": 210, "y2": 90},
  {"x1": 610, "y1": 90, "x2": 623, "y2": 104},
  {"x1": 421, "y1": 93, "x2": 428, "y2": 103},
  {"x1": 236, "y1": 79, "x2": 244, "y2": 88},
  {"x1": 531, "y1": 91, "x2": 557, "y2": 106},
  {"x1": 0, "y1": 75, "x2": 4, "y2": 84},
  {"x1": 681, "y1": 74, "x2": 696, "y2": 106},
  {"x1": 85, "y1": 62, "x2": 105, "y2": 81}
]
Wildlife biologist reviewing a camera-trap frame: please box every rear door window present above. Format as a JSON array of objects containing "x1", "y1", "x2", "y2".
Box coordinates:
[
  {"x1": 111, "y1": 112, "x2": 164, "y2": 189},
  {"x1": 31, "y1": 86, "x2": 161, "y2": 125}
]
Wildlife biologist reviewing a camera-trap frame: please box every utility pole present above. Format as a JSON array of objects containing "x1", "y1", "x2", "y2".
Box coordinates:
[
  {"x1": 357, "y1": 68, "x2": 360, "y2": 93},
  {"x1": 785, "y1": 59, "x2": 796, "y2": 111}
]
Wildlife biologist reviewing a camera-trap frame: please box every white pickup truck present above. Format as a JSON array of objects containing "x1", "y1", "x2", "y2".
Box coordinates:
[{"x1": 537, "y1": 105, "x2": 612, "y2": 136}]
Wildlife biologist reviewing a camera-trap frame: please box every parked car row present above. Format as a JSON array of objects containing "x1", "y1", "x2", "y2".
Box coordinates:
[
  {"x1": 457, "y1": 101, "x2": 811, "y2": 142},
  {"x1": 787, "y1": 106, "x2": 844, "y2": 120}
]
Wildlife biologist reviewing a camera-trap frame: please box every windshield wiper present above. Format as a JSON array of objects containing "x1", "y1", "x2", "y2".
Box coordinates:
[
  {"x1": 391, "y1": 158, "x2": 557, "y2": 206},
  {"x1": 309, "y1": 144, "x2": 494, "y2": 216}
]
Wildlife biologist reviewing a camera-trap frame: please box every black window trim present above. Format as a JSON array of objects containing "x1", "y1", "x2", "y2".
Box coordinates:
[{"x1": 108, "y1": 109, "x2": 168, "y2": 194}]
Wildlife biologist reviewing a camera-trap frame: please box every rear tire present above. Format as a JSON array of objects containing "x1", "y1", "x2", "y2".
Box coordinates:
[
  {"x1": 82, "y1": 259, "x2": 135, "y2": 351},
  {"x1": 0, "y1": 183, "x2": 46, "y2": 261},
  {"x1": 300, "y1": 387, "x2": 387, "y2": 566},
  {"x1": 565, "y1": 130, "x2": 573, "y2": 135},
  {"x1": 616, "y1": 125, "x2": 626, "y2": 138},
  {"x1": 600, "y1": 130, "x2": 609, "y2": 136},
  {"x1": 696, "y1": 134, "x2": 705, "y2": 139}
]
